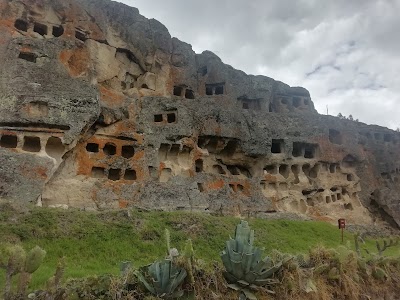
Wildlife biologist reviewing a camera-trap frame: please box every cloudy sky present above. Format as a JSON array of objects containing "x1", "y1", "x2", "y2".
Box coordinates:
[{"x1": 119, "y1": 0, "x2": 400, "y2": 129}]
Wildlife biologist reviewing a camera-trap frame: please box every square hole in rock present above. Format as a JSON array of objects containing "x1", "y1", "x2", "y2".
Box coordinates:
[
  {"x1": 91, "y1": 167, "x2": 105, "y2": 178},
  {"x1": 22, "y1": 136, "x2": 41, "y2": 152},
  {"x1": 124, "y1": 169, "x2": 137, "y2": 180},
  {"x1": 154, "y1": 114, "x2": 163, "y2": 123},
  {"x1": 185, "y1": 89, "x2": 195, "y2": 99},
  {"x1": 197, "y1": 183, "x2": 204, "y2": 192},
  {"x1": 205, "y1": 85, "x2": 213, "y2": 95},
  {"x1": 108, "y1": 169, "x2": 121, "y2": 181},
  {"x1": 0, "y1": 135, "x2": 18, "y2": 148},
  {"x1": 304, "y1": 145, "x2": 315, "y2": 158},
  {"x1": 86, "y1": 143, "x2": 99, "y2": 153},
  {"x1": 195, "y1": 159, "x2": 204, "y2": 172},
  {"x1": 271, "y1": 139, "x2": 284, "y2": 153},
  {"x1": 33, "y1": 23, "x2": 47, "y2": 36},
  {"x1": 292, "y1": 142, "x2": 303, "y2": 157},
  {"x1": 167, "y1": 113, "x2": 176, "y2": 123},
  {"x1": 103, "y1": 143, "x2": 116, "y2": 156},
  {"x1": 52, "y1": 25, "x2": 64, "y2": 37},
  {"x1": 215, "y1": 85, "x2": 224, "y2": 95},
  {"x1": 122, "y1": 145, "x2": 135, "y2": 159},
  {"x1": 173, "y1": 86, "x2": 183, "y2": 96},
  {"x1": 14, "y1": 19, "x2": 28, "y2": 32},
  {"x1": 19, "y1": 52, "x2": 37, "y2": 63}
]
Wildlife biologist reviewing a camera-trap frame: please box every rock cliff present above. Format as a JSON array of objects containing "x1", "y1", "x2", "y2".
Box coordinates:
[{"x1": 0, "y1": 0, "x2": 399, "y2": 228}]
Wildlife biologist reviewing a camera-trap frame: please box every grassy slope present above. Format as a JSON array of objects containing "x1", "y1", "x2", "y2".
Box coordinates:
[{"x1": 0, "y1": 206, "x2": 398, "y2": 290}]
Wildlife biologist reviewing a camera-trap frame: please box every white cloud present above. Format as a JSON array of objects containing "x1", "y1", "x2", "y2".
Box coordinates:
[{"x1": 118, "y1": 0, "x2": 400, "y2": 129}]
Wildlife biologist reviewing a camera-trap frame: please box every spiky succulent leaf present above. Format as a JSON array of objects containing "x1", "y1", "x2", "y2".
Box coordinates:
[
  {"x1": 242, "y1": 289, "x2": 257, "y2": 300},
  {"x1": 137, "y1": 259, "x2": 186, "y2": 298},
  {"x1": 221, "y1": 221, "x2": 284, "y2": 289}
]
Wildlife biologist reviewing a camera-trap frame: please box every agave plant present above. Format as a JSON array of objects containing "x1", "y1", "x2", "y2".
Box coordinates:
[
  {"x1": 136, "y1": 259, "x2": 187, "y2": 299},
  {"x1": 221, "y1": 221, "x2": 285, "y2": 299}
]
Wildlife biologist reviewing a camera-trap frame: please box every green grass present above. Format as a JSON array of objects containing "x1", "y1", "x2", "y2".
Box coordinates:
[{"x1": 0, "y1": 205, "x2": 399, "y2": 290}]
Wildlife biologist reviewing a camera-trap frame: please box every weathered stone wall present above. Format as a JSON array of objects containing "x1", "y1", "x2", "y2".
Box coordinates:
[{"x1": 0, "y1": 0, "x2": 399, "y2": 228}]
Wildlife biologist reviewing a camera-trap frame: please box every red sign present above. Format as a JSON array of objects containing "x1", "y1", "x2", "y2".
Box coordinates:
[{"x1": 338, "y1": 218, "x2": 346, "y2": 229}]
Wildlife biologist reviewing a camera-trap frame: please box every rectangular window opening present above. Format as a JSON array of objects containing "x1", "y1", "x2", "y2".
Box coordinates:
[
  {"x1": 108, "y1": 169, "x2": 121, "y2": 181},
  {"x1": 33, "y1": 23, "x2": 48, "y2": 36},
  {"x1": 0, "y1": 135, "x2": 18, "y2": 148},
  {"x1": 22, "y1": 136, "x2": 41, "y2": 152},
  {"x1": 215, "y1": 85, "x2": 224, "y2": 95},
  {"x1": 124, "y1": 169, "x2": 137, "y2": 181},
  {"x1": 19, "y1": 52, "x2": 37, "y2": 63},
  {"x1": 14, "y1": 19, "x2": 28, "y2": 32},
  {"x1": 173, "y1": 86, "x2": 183, "y2": 96},
  {"x1": 185, "y1": 89, "x2": 195, "y2": 99},
  {"x1": 122, "y1": 145, "x2": 135, "y2": 159},
  {"x1": 167, "y1": 113, "x2": 176, "y2": 123},
  {"x1": 205, "y1": 85, "x2": 213, "y2": 95},
  {"x1": 86, "y1": 143, "x2": 99, "y2": 153},
  {"x1": 154, "y1": 114, "x2": 163, "y2": 123},
  {"x1": 271, "y1": 139, "x2": 284, "y2": 154},
  {"x1": 91, "y1": 167, "x2": 105, "y2": 178}
]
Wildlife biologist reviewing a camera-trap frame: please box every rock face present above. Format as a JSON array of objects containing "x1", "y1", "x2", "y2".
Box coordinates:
[{"x1": 0, "y1": 0, "x2": 399, "y2": 227}]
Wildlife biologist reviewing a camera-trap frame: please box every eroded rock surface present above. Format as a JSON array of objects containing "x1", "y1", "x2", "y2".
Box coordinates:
[{"x1": 0, "y1": 0, "x2": 399, "y2": 228}]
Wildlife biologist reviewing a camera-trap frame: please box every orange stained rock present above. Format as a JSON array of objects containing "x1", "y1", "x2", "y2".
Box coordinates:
[
  {"x1": 229, "y1": 181, "x2": 251, "y2": 197},
  {"x1": 99, "y1": 85, "x2": 125, "y2": 107},
  {"x1": 312, "y1": 135, "x2": 346, "y2": 162},
  {"x1": 19, "y1": 46, "x2": 33, "y2": 53},
  {"x1": 59, "y1": 48, "x2": 90, "y2": 77},
  {"x1": 119, "y1": 200, "x2": 129, "y2": 208},
  {"x1": 206, "y1": 179, "x2": 225, "y2": 190},
  {"x1": 0, "y1": 18, "x2": 14, "y2": 30}
]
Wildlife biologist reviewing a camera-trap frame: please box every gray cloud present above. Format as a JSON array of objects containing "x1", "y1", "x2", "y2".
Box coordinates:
[{"x1": 118, "y1": 0, "x2": 400, "y2": 129}]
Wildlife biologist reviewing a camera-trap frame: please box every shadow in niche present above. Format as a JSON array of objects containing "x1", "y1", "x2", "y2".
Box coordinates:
[{"x1": 370, "y1": 195, "x2": 399, "y2": 229}]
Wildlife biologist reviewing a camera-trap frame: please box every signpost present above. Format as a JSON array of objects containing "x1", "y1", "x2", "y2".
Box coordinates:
[{"x1": 338, "y1": 218, "x2": 345, "y2": 243}]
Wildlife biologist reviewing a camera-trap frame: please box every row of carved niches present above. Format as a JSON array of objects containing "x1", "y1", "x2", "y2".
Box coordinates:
[
  {"x1": 197, "y1": 137, "x2": 239, "y2": 156},
  {"x1": 13, "y1": 16, "x2": 100, "y2": 43},
  {"x1": 173, "y1": 86, "x2": 195, "y2": 99},
  {"x1": 359, "y1": 131, "x2": 399, "y2": 145},
  {"x1": 86, "y1": 141, "x2": 135, "y2": 159},
  {"x1": 263, "y1": 162, "x2": 356, "y2": 182},
  {"x1": 155, "y1": 137, "x2": 321, "y2": 182},
  {"x1": 90, "y1": 166, "x2": 137, "y2": 181},
  {"x1": 79, "y1": 136, "x2": 140, "y2": 180},
  {"x1": 14, "y1": 19, "x2": 64, "y2": 38},
  {"x1": 274, "y1": 94, "x2": 312, "y2": 113},
  {"x1": 194, "y1": 158, "x2": 251, "y2": 179},
  {"x1": 0, "y1": 131, "x2": 65, "y2": 160},
  {"x1": 260, "y1": 156, "x2": 360, "y2": 214},
  {"x1": 154, "y1": 112, "x2": 177, "y2": 124},
  {"x1": 270, "y1": 140, "x2": 319, "y2": 159}
]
